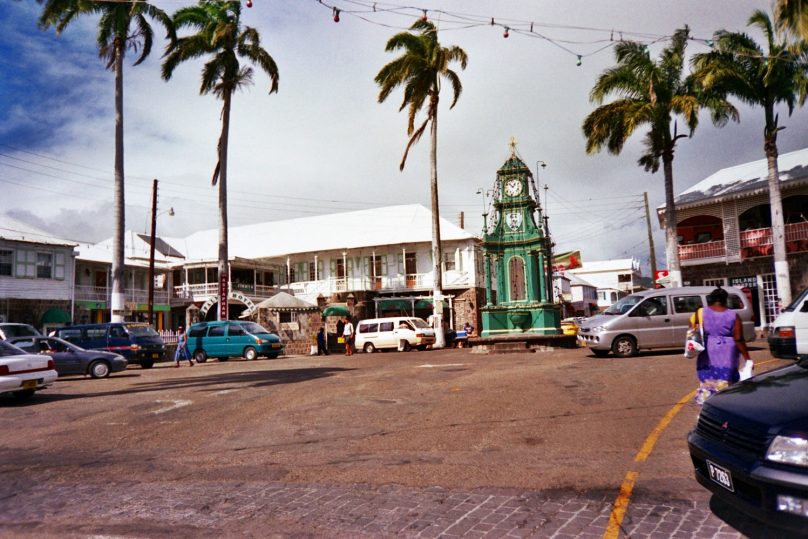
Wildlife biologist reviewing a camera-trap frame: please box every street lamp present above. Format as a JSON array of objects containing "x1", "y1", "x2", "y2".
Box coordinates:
[
  {"x1": 476, "y1": 187, "x2": 489, "y2": 232},
  {"x1": 147, "y1": 178, "x2": 174, "y2": 326}
]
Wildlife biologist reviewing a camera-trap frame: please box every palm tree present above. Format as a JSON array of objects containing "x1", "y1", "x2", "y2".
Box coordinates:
[
  {"x1": 162, "y1": 0, "x2": 279, "y2": 321},
  {"x1": 777, "y1": 0, "x2": 808, "y2": 40},
  {"x1": 38, "y1": 0, "x2": 173, "y2": 323},
  {"x1": 375, "y1": 19, "x2": 467, "y2": 348},
  {"x1": 583, "y1": 27, "x2": 736, "y2": 289},
  {"x1": 692, "y1": 10, "x2": 808, "y2": 307}
]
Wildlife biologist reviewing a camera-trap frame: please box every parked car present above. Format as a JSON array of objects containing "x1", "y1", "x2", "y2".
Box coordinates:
[
  {"x1": 577, "y1": 286, "x2": 756, "y2": 358},
  {"x1": 7, "y1": 336, "x2": 127, "y2": 379},
  {"x1": 688, "y1": 359, "x2": 808, "y2": 533},
  {"x1": 0, "y1": 323, "x2": 41, "y2": 340},
  {"x1": 187, "y1": 321, "x2": 284, "y2": 362},
  {"x1": 768, "y1": 287, "x2": 808, "y2": 360},
  {"x1": 54, "y1": 323, "x2": 166, "y2": 368},
  {"x1": 0, "y1": 340, "x2": 58, "y2": 400},
  {"x1": 354, "y1": 316, "x2": 435, "y2": 353}
]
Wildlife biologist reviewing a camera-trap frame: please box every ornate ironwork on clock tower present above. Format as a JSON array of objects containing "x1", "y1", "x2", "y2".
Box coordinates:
[{"x1": 480, "y1": 139, "x2": 561, "y2": 337}]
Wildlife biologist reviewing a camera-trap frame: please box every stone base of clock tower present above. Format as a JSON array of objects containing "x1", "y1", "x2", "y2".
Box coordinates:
[{"x1": 480, "y1": 303, "x2": 562, "y2": 337}]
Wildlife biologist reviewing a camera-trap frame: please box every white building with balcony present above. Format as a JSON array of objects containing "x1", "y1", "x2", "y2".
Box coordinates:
[
  {"x1": 658, "y1": 147, "x2": 808, "y2": 328},
  {"x1": 567, "y1": 258, "x2": 643, "y2": 309},
  {"x1": 0, "y1": 214, "x2": 76, "y2": 332}
]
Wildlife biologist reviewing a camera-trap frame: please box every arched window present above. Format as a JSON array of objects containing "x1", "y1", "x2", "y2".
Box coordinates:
[
  {"x1": 784, "y1": 195, "x2": 808, "y2": 224},
  {"x1": 509, "y1": 257, "x2": 526, "y2": 301},
  {"x1": 676, "y1": 215, "x2": 724, "y2": 244},
  {"x1": 738, "y1": 204, "x2": 771, "y2": 231}
]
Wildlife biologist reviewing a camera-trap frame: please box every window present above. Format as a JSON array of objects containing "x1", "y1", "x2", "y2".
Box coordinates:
[
  {"x1": 631, "y1": 296, "x2": 668, "y2": 317},
  {"x1": 109, "y1": 326, "x2": 127, "y2": 338},
  {"x1": 279, "y1": 312, "x2": 297, "y2": 324},
  {"x1": 727, "y1": 295, "x2": 744, "y2": 310},
  {"x1": 87, "y1": 328, "x2": 107, "y2": 339},
  {"x1": 598, "y1": 291, "x2": 606, "y2": 301},
  {"x1": 673, "y1": 295, "x2": 702, "y2": 314},
  {"x1": 704, "y1": 278, "x2": 727, "y2": 287},
  {"x1": 188, "y1": 326, "x2": 207, "y2": 338},
  {"x1": 0, "y1": 250, "x2": 11, "y2": 276},
  {"x1": 405, "y1": 253, "x2": 417, "y2": 274},
  {"x1": 15, "y1": 250, "x2": 36, "y2": 278},
  {"x1": 443, "y1": 252, "x2": 456, "y2": 271},
  {"x1": 617, "y1": 274, "x2": 632, "y2": 283},
  {"x1": 209, "y1": 325, "x2": 226, "y2": 337},
  {"x1": 379, "y1": 321, "x2": 394, "y2": 332},
  {"x1": 358, "y1": 323, "x2": 378, "y2": 334},
  {"x1": 228, "y1": 324, "x2": 245, "y2": 336},
  {"x1": 59, "y1": 328, "x2": 83, "y2": 342}
]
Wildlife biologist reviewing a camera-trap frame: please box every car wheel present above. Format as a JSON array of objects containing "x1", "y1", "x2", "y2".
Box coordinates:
[
  {"x1": 89, "y1": 360, "x2": 111, "y2": 379},
  {"x1": 364, "y1": 343, "x2": 376, "y2": 354},
  {"x1": 399, "y1": 341, "x2": 412, "y2": 352},
  {"x1": 611, "y1": 336, "x2": 638, "y2": 358},
  {"x1": 12, "y1": 389, "x2": 35, "y2": 401},
  {"x1": 243, "y1": 347, "x2": 258, "y2": 361},
  {"x1": 194, "y1": 350, "x2": 208, "y2": 363},
  {"x1": 592, "y1": 349, "x2": 610, "y2": 358},
  {"x1": 140, "y1": 360, "x2": 154, "y2": 369}
]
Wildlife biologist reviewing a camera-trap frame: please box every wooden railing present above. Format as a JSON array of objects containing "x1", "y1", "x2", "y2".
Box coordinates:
[
  {"x1": 678, "y1": 240, "x2": 726, "y2": 261},
  {"x1": 740, "y1": 222, "x2": 808, "y2": 258}
]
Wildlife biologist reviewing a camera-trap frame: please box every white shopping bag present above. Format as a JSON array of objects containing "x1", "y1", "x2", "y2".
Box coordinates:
[{"x1": 739, "y1": 360, "x2": 754, "y2": 381}]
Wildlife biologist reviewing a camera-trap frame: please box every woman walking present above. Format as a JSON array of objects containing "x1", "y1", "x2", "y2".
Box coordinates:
[{"x1": 693, "y1": 288, "x2": 752, "y2": 405}]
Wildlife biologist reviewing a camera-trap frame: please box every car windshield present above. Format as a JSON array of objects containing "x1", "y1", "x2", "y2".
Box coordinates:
[
  {"x1": 0, "y1": 341, "x2": 26, "y2": 357},
  {"x1": 604, "y1": 295, "x2": 643, "y2": 315},
  {"x1": 242, "y1": 322, "x2": 270, "y2": 334},
  {"x1": 125, "y1": 324, "x2": 159, "y2": 337},
  {"x1": 410, "y1": 319, "x2": 430, "y2": 329},
  {"x1": 782, "y1": 288, "x2": 808, "y2": 313}
]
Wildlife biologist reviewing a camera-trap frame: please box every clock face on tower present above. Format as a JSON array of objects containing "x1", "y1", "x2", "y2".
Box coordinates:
[{"x1": 504, "y1": 179, "x2": 522, "y2": 197}]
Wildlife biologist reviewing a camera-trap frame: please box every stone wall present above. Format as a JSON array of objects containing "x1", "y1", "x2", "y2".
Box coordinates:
[
  {"x1": 450, "y1": 288, "x2": 484, "y2": 333},
  {"x1": 257, "y1": 310, "x2": 323, "y2": 356}
]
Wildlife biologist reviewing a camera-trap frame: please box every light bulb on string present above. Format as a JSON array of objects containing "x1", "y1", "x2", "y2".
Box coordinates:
[
  {"x1": 421, "y1": 9, "x2": 428, "y2": 22},
  {"x1": 503, "y1": 27, "x2": 509, "y2": 38},
  {"x1": 576, "y1": 55, "x2": 582, "y2": 66},
  {"x1": 245, "y1": 0, "x2": 252, "y2": 7},
  {"x1": 333, "y1": 7, "x2": 340, "y2": 22}
]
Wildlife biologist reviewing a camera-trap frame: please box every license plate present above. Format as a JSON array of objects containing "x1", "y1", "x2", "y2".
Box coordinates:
[
  {"x1": 271, "y1": 343, "x2": 282, "y2": 349},
  {"x1": 706, "y1": 460, "x2": 734, "y2": 492},
  {"x1": 152, "y1": 353, "x2": 160, "y2": 359},
  {"x1": 22, "y1": 379, "x2": 37, "y2": 390}
]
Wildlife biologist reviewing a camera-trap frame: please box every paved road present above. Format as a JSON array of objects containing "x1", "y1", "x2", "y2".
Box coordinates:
[{"x1": 0, "y1": 345, "x2": 796, "y2": 537}]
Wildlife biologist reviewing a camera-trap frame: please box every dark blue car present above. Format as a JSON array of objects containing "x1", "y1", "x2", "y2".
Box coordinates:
[
  {"x1": 688, "y1": 359, "x2": 808, "y2": 533},
  {"x1": 8, "y1": 336, "x2": 127, "y2": 378},
  {"x1": 54, "y1": 322, "x2": 166, "y2": 368}
]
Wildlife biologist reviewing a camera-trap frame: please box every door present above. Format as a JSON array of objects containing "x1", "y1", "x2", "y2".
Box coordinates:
[
  {"x1": 670, "y1": 294, "x2": 705, "y2": 348},
  {"x1": 392, "y1": 319, "x2": 415, "y2": 348},
  {"x1": 46, "y1": 338, "x2": 82, "y2": 375},
  {"x1": 107, "y1": 325, "x2": 129, "y2": 357},
  {"x1": 378, "y1": 320, "x2": 396, "y2": 348},
  {"x1": 227, "y1": 323, "x2": 249, "y2": 356},
  {"x1": 405, "y1": 253, "x2": 417, "y2": 288},
  {"x1": 205, "y1": 324, "x2": 227, "y2": 357},
  {"x1": 627, "y1": 295, "x2": 672, "y2": 349}
]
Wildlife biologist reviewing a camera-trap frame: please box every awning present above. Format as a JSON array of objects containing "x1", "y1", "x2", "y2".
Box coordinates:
[
  {"x1": 41, "y1": 308, "x2": 70, "y2": 324},
  {"x1": 322, "y1": 303, "x2": 350, "y2": 317},
  {"x1": 76, "y1": 300, "x2": 106, "y2": 310},
  {"x1": 378, "y1": 299, "x2": 413, "y2": 310},
  {"x1": 414, "y1": 298, "x2": 448, "y2": 310}
]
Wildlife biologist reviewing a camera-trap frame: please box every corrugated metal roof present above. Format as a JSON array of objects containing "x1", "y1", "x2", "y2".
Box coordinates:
[{"x1": 0, "y1": 214, "x2": 76, "y2": 247}]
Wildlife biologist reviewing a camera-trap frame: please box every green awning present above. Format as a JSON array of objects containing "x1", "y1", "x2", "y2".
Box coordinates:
[
  {"x1": 378, "y1": 299, "x2": 412, "y2": 310},
  {"x1": 76, "y1": 300, "x2": 106, "y2": 310},
  {"x1": 41, "y1": 308, "x2": 71, "y2": 324},
  {"x1": 415, "y1": 298, "x2": 448, "y2": 310},
  {"x1": 322, "y1": 304, "x2": 350, "y2": 317}
]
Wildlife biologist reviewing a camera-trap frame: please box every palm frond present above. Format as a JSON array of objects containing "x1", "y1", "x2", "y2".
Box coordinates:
[{"x1": 399, "y1": 117, "x2": 429, "y2": 171}]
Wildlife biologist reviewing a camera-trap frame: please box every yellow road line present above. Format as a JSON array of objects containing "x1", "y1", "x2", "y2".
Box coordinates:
[{"x1": 603, "y1": 390, "x2": 696, "y2": 539}]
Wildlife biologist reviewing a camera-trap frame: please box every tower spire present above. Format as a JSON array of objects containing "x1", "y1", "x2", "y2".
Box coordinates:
[{"x1": 508, "y1": 136, "x2": 518, "y2": 157}]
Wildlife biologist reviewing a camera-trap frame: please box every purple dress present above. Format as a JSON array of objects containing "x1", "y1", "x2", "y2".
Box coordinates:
[{"x1": 695, "y1": 308, "x2": 740, "y2": 404}]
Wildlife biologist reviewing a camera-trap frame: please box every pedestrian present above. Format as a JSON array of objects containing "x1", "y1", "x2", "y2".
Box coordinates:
[
  {"x1": 317, "y1": 326, "x2": 329, "y2": 356},
  {"x1": 174, "y1": 326, "x2": 194, "y2": 367},
  {"x1": 691, "y1": 287, "x2": 752, "y2": 405},
  {"x1": 342, "y1": 317, "x2": 355, "y2": 356},
  {"x1": 463, "y1": 321, "x2": 474, "y2": 335}
]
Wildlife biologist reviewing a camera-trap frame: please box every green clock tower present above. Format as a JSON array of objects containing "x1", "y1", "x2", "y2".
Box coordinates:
[{"x1": 480, "y1": 140, "x2": 561, "y2": 337}]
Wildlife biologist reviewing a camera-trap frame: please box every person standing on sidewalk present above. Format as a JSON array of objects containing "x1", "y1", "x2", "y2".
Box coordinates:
[
  {"x1": 317, "y1": 326, "x2": 329, "y2": 356},
  {"x1": 342, "y1": 317, "x2": 355, "y2": 356},
  {"x1": 174, "y1": 326, "x2": 194, "y2": 367}
]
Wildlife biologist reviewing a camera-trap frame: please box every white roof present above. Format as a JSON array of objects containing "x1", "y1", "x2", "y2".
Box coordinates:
[
  {"x1": 178, "y1": 204, "x2": 477, "y2": 263},
  {"x1": 568, "y1": 258, "x2": 640, "y2": 274},
  {"x1": 669, "y1": 147, "x2": 808, "y2": 209},
  {"x1": 76, "y1": 231, "x2": 185, "y2": 268},
  {"x1": 566, "y1": 273, "x2": 597, "y2": 288},
  {"x1": 0, "y1": 213, "x2": 76, "y2": 247}
]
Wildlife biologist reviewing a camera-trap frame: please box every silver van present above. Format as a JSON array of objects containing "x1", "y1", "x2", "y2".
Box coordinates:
[
  {"x1": 355, "y1": 317, "x2": 435, "y2": 353},
  {"x1": 578, "y1": 286, "x2": 755, "y2": 357}
]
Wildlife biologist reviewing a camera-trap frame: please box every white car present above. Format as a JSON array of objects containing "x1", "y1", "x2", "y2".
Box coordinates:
[{"x1": 0, "y1": 340, "x2": 58, "y2": 401}]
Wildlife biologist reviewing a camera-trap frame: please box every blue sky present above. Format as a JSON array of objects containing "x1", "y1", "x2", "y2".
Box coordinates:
[{"x1": 2, "y1": 0, "x2": 807, "y2": 274}]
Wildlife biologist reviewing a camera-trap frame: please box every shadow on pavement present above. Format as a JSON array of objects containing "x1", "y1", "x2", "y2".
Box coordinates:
[{"x1": 2, "y1": 367, "x2": 354, "y2": 406}]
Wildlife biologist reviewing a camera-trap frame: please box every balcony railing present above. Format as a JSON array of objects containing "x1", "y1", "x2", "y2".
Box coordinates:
[
  {"x1": 75, "y1": 285, "x2": 169, "y2": 304},
  {"x1": 678, "y1": 240, "x2": 727, "y2": 261},
  {"x1": 740, "y1": 222, "x2": 808, "y2": 258}
]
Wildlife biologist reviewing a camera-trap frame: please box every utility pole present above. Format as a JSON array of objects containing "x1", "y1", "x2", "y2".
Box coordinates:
[
  {"x1": 643, "y1": 192, "x2": 658, "y2": 286},
  {"x1": 147, "y1": 179, "x2": 158, "y2": 326}
]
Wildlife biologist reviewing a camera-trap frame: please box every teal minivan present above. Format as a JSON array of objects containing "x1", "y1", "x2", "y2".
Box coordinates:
[{"x1": 187, "y1": 321, "x2": 284, "y2": 362}]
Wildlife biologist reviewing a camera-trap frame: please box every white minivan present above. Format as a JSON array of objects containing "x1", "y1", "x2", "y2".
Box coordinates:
[
  {"x1": 355, "y1": 317, "x2": 436, "y2": 353},
  {"x1": 768, "y1": 287, "x2": 808, "y2": 360},
  {"x1": 578, "y1": 286, "x2": 755, "y2": 357}
]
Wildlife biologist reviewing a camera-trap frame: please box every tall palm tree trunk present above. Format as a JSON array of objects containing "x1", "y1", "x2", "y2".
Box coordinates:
[
  {"x1": 218, "y1": 90, "x2": 232, "y2": 321},
  {"x1": 662, "y1": 151, "x2": 682, "y2": 287},
  {"x1": 110, "y1": 39, "x2": 126, "y2": 323},
  {"x1": 429, "y1": 95, "x2": 446, "y2": 348},
  {"x1": 765, "y1": 135, "x2": 792, "y2": 308}
]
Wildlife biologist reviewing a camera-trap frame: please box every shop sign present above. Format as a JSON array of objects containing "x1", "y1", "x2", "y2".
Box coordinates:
[{"x1": 730, "y1": 276, "x2": 758, "y2": 289}]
